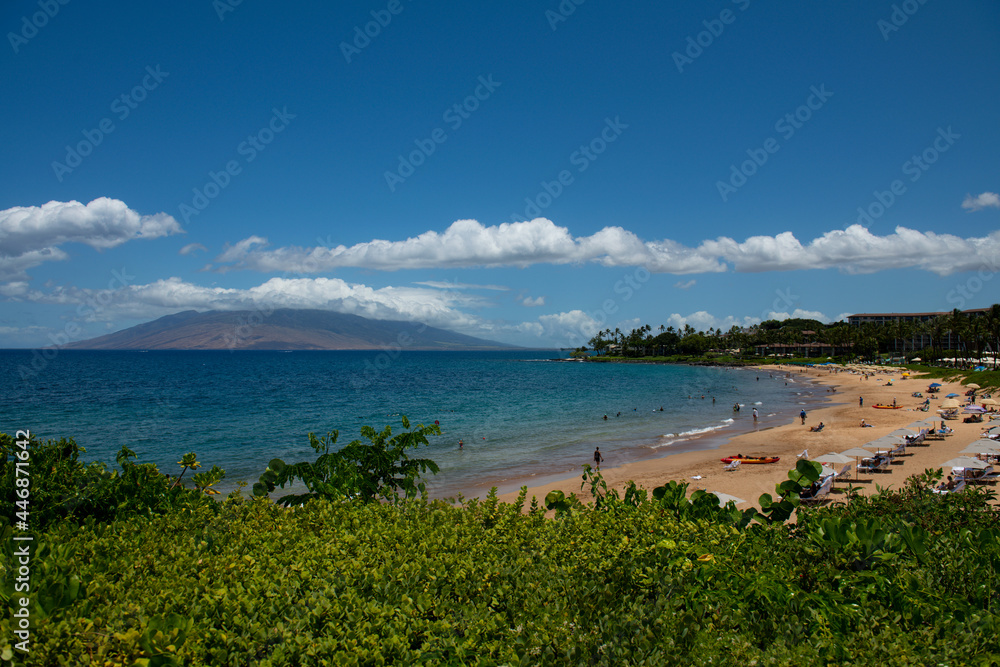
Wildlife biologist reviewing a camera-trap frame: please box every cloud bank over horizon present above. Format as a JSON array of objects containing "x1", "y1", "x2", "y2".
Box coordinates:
[{"x1": 212, "y1": 218, "x2": 1000, "y2": 277}]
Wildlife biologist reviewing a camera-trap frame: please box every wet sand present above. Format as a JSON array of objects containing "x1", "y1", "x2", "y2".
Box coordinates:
[{"x1": 498, "y1": 365, "x2": 997, "y2": 509}]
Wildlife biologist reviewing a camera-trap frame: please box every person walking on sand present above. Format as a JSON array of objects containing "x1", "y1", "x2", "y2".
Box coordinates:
[
  {"x1": 593, "y1": 447, "x2": 604, "y2": 467},
  {"x1": 800, "y1": 409, "x2": 807, "y2": 425}
]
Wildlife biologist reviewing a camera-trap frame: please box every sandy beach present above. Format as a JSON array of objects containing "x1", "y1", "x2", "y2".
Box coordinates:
[{"x1": 499, "y1": 364, "x2": 998, "y2": 509}]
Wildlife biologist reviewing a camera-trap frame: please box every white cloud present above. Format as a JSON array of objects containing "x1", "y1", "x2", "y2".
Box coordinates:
[
  {"x1": 179, "y1": 242, "x2": 208, "y2": 255},
  {"x1": 765, "y1": 309, "x2": 830, "y2": 322},
  {"x1": 213, "y1": 219, "x2": 727, "y2": 275},
  {"x1": 962, "y1": 192, "x2": 1000, "y2": 212},
  {"x1": 662, "y1": 311, "x2": 761, "y2": 333},
  {"x1": 414, "y1": 280, "x2": 509, "y2": 291},
  {"x1": 522, "y1": 296, "x2": 545, "y2": 307},
  {"x1": 0, "y1": 198, "x2": 183, "y2": 280},
  {"x1": 674, "y1": 279, "x2": 696, "y2": 290},
  {"x1": 212, "y1": 218, "x2": 1000, "y2": 277}
]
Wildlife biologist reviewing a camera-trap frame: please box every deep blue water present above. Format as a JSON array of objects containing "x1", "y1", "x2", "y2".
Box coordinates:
[{"x1": 0, "y1": 350, "x2": 826, "y2": 497}]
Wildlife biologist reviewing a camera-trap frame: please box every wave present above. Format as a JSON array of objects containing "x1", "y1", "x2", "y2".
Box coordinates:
[{"x1": 652, "y1": 420, "x2": 734, "y2": 448}]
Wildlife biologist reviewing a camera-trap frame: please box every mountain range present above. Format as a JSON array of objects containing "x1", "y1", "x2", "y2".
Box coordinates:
[{"x1": 63, "y1": 309, "x2": 514, "y2": 350}]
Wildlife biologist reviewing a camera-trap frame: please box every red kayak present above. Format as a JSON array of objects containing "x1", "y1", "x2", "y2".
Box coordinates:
[{"x1": 720, "y1": 455, "x2": 780, "y2": 464}]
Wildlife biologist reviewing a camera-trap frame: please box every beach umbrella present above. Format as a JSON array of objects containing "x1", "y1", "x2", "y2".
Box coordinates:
[
  {"x1": 964, "y1": 405, "x2": 987, "y2": 414},
  {"x1": 981, "y1": 398, "x2": 997, "y2": 406},
  {"x1": 945, "y1": 393, "x2": 960, "y2": 398},
  {"x1": 941, "y1": 456, "x2": 989, "y2": 470},
  {"x1": 889, "y1": 428, "x2": 917, "y2": 437},
  {"x1": 941, "y1": 399, "x2": 961, "y2": 409},
  {"x1": 814, "y1": 453, "x2": 853, "y2": 465},
  {"x1": 929, "y1": 383, "x2": 942, "y2": 387},
  {"x1": 707, "y1": 491, "x2": 745, "y2": 506},
  {"x1": 841, "y1": 447, "x2": 878, "y2": 479},
  {"x1": 908, "y1": 419, "x2": 935, "y2": 429},
  {"x1": 912, "y1": 357, "x2": 922, "y2": 362},
  {"x1": 960, "y1": 442, "x2": 1000, "y2": 455},
  {"x1": 967, "y1": 383, "x2": 981, "y2": 390}
]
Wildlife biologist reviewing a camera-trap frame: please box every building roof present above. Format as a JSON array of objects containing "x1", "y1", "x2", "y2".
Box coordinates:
[{"x1": 847, "y1": 308, "x2": 989, "y2": 319}]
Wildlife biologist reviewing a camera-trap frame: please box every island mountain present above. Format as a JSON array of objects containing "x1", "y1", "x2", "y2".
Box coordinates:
[{"x1": 63, "y1": 309, "x2": 514, "y2": 350}]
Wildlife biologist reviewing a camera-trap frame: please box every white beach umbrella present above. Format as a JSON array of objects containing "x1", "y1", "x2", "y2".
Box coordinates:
[
  {"x1": 889, "y1": 428, "x2": 917, "y2": 437},
  {"x1": 981, "y1": 398, "x2": 997, "y2": 406},
  {"x1": 841, "y1": 447, "x2": 878, "y2": 479},
  {"x1": 941, "y1": 456, "x2": 989, "y2": 469},
  {"x1": 814, "y1": 453, "x2": 853, "y2": 465},
  {"x1": 960, "y1": 442, "x2": 1000, "y2": 455},
  {"x1": 908, "y1": 419, "x2": 935, "y2": 429},
  {"x1": 966, "y1": 383, "x2": 981, "y2": 390},
  {"x1": 940, "y1": 399, "x2": 961, "y2": 409},
  {"x1": 869, "y1": 435, "x2": 905, "y2": 446},
  {"x1": 707, "y1": 491, "x2": 746, "y2": 506}
]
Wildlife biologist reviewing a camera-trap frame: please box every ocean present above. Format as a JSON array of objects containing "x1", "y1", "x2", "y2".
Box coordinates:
[{"x1": 0, "y1": 350, "x2": 829, "y2": 498}]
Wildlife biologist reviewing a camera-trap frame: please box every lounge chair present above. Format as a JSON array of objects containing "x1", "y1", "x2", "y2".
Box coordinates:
[
  {"x1": 833, "y1": 463, "x2": 852, "y2": 483},
  {"x1": 723, "y1": 460, "x2": 741, "y2": 472},
  {"x1": 800, "y1": 476, "x2": 834, "y2": 505},
  {"x1": 809, "y1": 423, "x2": 825, "y2": 432},
  {"x1": 796, "y1": 449, "x2": 809, "y2": 460},
  {"x1": 960, "y1": 465, "x2": 995, "y2": 484},
  {"x1": 933, "y1": 480, "x2": 966, "y2": 495}
]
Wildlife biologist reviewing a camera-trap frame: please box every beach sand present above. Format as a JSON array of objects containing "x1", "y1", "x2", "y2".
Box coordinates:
[{"x1": 498, "y1": 365, "x2": 998, "y2": 509}]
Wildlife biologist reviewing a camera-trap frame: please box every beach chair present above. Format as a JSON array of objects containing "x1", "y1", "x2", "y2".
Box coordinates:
[
  {"x1": 800, "y1": 476, "x2": 834, "y2": 505},
  {"x1": 833, "y1": 464, "x2": 852, "y2": 483},
  {"x1": 933, "y1": 480, "x2": 965, "y2": 495},
  {"x1": 723, "y1": 460, "x2": 741, "y2": 472},
  {"x1": 857, "y1": 458, "x2": 877, "y2": 474},
  {"x1": 962, "y1": 465, "x2": 995, "y2": 484},
  {"x1": 796, "y1": 449, "x2": 808, "y2": 460}
]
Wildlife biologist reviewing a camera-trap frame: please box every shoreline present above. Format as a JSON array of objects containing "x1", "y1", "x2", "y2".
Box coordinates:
[
  {"x1": 497, "y1": 364, "x2": 998, "y2": 508},
  {"x1": 429, "y1": 365, "x2": 832, "y2": 501}
]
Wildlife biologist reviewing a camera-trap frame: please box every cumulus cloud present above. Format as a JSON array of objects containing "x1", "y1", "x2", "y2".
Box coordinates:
[
  {"x1": 765, "y1": 309, "x2": 830, "y2": 323},
  {"x1": 0, "y1": 198, "x2": 183, "y2": 280},
  {"x1": 522, "y1": 296, "x2": 545, "y2": 307},
  {"x1": 179, "y1": 243, "x2": 208, "y2": 255},
  {"x1": 962, "y1": 192, "x2": 1000, "y2": 212},
  {"x1": 212, "y1": 218, "x2": 1000, "y2": 277},
  {"x1": 414, "y1": 280, "x2": 509, "y2": 291}
]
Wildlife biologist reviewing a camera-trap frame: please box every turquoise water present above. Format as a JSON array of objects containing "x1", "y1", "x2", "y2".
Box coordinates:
[{"x1": 0, "y1": 350, "x2": 826, "y2": 497}]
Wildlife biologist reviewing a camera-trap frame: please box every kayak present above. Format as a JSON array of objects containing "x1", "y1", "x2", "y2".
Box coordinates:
[
  {"x1": 720, "y1": 455, "x2": 780, "y2": 464},
  {"x1": 872, "y1": 404, "x2": 903, "y2": 409}
]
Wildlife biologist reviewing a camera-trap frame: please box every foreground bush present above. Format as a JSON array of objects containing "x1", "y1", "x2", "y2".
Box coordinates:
[{"x1": 1, "y1": 476, "x2": 999, "y2": 665}]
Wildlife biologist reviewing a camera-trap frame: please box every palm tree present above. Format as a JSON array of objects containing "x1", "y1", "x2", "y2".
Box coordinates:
[
  {"x1": 984, "y1": 304, "x2": 1000, "y2": 369},
  {"x1": 949, "y1": 309, "x2": 967, "y2": 365}
]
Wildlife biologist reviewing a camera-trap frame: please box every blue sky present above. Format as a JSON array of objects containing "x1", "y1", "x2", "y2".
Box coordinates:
[{"x1": 1, "y1": 0, "x2": 999, "y2": 348}]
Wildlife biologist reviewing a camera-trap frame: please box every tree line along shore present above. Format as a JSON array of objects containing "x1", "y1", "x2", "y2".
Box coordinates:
[{"x1": 577, "y1": 304, "x2": 1000, "y2": 367}]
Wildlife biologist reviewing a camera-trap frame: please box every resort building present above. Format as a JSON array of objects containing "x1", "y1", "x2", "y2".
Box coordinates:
[{"x1": 847, "y1": 308, "x2": 992, "y2": 355}]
